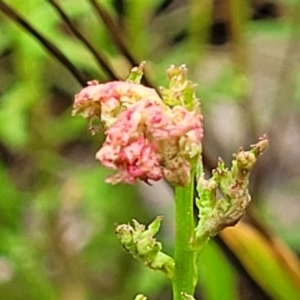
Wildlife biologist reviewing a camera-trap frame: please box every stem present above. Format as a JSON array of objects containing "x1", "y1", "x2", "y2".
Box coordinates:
[
  {"x1": 172, "y1": 169, "x2": 196, "y2": 300},
  {"x1": 47, "y1": 0, "x2": 118, "y2": 81},
  {"x1": 0, "y1": 1, "x2": 88, "y2": 86}
]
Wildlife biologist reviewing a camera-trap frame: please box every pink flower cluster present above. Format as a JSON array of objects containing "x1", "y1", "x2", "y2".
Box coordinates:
[
  {"x1": 73, "y1": 80, "x2": 203, "y2": 186},
  {"x1": 73, "y1": 80, "x2": 161, "y2": 127}
]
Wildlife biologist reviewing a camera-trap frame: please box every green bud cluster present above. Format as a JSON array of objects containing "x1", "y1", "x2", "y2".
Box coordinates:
[
  {"x1": 194, "y1": 136, "x2": 268, "y2": 249},
  {"x1": 115, "y1": 216, "x2": 175, "y2": 279}
]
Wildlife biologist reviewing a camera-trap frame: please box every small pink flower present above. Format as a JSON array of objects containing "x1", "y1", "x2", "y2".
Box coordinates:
[
  {"x1": 95, "y1": 97, "x2": 202, "y2": 186},
  {"x1": 73, "y1": 81, "x2": 162, "y2": 127},
  {"x1": 95, "y1": 99, "x2": 166, "y2": 184},
  {"x1": 97, "y1": 136, "x2": 162, "y2": 184}
]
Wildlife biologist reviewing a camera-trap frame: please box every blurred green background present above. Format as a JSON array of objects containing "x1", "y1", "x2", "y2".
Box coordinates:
[{"x1": 0, "y1": 0, "x2": 300, "y2": 299}]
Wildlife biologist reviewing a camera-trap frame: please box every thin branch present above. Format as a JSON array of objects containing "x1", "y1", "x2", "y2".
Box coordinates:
[
  {"x1": 0, "y1": 0, "x2": 87, "y2": 87},
  {"x1": 0, "y1": 48, "x2": 12, "y2": 60},
  {"x1": 47, "y1": 0, "x2": 119, "y2": 80},
  {"x1": 87, "y1": 0, "x2": 157, "y2": 89},
  {"x1": 87, "y1": 0, "x2": 137, "y2": 66}
]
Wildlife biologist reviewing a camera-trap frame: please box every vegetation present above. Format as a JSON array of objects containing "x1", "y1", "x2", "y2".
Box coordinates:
[{"x1": 0, "y1": 1, "x2": 300, "y2": 299}]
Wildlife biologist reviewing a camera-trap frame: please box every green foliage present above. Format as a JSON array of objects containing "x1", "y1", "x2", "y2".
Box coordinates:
[
  {"x1": 0, "y1": 0, "x2": 300, "y2": 299},
  {"x1": 198, "y1": 240, "x2": 238, "y2": 300}
]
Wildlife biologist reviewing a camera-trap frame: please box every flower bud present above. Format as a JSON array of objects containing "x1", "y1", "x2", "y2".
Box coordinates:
[
  {"x1": 115, "y1": 217, "x2": 175, "y2": 278},
  {"x1": 195, "y1": 137, "x2": 268, "y2": 247}
]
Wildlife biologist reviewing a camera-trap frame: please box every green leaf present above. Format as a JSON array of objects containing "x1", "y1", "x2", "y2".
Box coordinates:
[
  {"x1": 198, "y1": 239, "x2": 238, "y2": 300},
  {"x1": 220, "y1": 222, "x2": 300, "y2": 300}
]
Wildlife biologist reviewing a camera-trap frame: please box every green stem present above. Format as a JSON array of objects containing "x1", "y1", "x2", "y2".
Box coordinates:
[{"x1": 172, "y1": 169, "x2": 196, "y2": 300}]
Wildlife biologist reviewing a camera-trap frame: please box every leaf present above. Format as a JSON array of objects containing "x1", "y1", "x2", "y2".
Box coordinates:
[
  {"x1": 220, "y1": 222, "x2": 300, "y2": 300},
  {"x1": 198, "y1": 239, "x2": 239, "y2": 300}
]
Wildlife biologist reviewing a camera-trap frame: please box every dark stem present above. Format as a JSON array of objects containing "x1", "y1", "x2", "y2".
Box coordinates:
[
  {"x1": 87, "y1": 0, "x2": 157, "y2": 89},
  {"x1": 46, "y1": 0, "x2": 118, "y2": 80},
  {"x1": 0, "y1": 0, "x2": 87, "y2": 86},
  {"x1": 87, "y1": 0, "x2": 137, "y2": 66}
]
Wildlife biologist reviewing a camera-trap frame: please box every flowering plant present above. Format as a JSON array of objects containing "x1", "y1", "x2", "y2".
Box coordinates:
[{"x1": 72, "y1": 63, "x2": 268, "y2": 300}]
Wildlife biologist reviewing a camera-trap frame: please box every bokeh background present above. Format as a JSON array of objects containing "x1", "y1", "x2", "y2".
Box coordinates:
[{"x1": 0, "y1": 0, "x2": 300, "y2": 299}]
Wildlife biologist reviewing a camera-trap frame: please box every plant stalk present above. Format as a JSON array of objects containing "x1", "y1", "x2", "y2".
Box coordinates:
[{"x1": 172, "y1": 169, "x2": 196, "y2": 300}]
